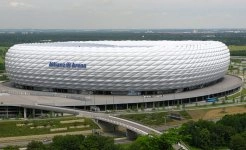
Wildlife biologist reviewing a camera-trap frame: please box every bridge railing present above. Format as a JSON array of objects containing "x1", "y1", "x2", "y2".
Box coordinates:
[{"x1": 94, "y1": 116, "x2": 149, "y2": 135}]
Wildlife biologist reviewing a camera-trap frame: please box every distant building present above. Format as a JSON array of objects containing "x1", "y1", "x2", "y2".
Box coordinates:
[{"x1": 5, "y1": 41, "x2": 229, "y2": 95}]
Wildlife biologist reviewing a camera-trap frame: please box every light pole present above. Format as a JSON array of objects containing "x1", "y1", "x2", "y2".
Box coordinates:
[
  {"x1": 84, "y1": 99, "x2": 86, "y2": 110},
  {"x1": 113, "y1": 95, "x2": 115, "y2": 110},
  {"x1": 106, "y1": 99, "x2": 107, "y2": 112},
  {"x1": 143, "y1": 96, "x2": 145, "y2": 109},
  {"x1": 94, "y1": 95, "x2": 95, "y2": 105}
]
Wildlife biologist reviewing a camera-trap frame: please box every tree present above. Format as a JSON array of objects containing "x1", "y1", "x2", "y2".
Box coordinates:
[
  {"x1": 128, "y1": 135, "x2": 169, "y2": 150},
  {"x1": 27, "y1": 141, "x2": 46, "y2": 150},
  {"x1": 240, "y1": 95, "x2": 244, "y2": 102},
  {"x1": 3, "y1": 146, "x2": 19, "y2": 150},
  {"x1": 225, "y1": 95, "x2": 228, "y2": 101},
  {"x1": 52, "y1": 135, "x2": 84, "y2": 150},
  {"x1": 80, "y1": 135, "x2": 118, "y2": 150},
  {"x1": 161, "y1": 128, "x2": 180, "y2": 144},
  {"x1": 230, "y1": 134, "x2": 246, "y2": 150},
  {"x1": 199, "y1": 128, "x2": 211, "y2": 150}
]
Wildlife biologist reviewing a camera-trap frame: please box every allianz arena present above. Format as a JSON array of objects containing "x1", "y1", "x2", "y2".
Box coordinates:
[{"x1": 5, "y1": 41, "x2": 230, "y2": 95}]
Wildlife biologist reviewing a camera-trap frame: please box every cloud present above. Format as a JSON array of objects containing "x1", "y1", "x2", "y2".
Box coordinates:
[{"x1": 9, "y1": 1, "x2": 34, "y2": 9}]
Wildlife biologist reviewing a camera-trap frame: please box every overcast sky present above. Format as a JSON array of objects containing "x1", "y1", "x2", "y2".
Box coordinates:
[{"x1": 0, "y1": 0, "x2": 245, "y2": 29}]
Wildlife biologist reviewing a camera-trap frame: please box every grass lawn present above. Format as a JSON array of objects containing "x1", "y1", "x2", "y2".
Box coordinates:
[
  {"x1": 0, "y1": 46, "x2": 8, "y2": 63},
  {"x1": 0, "y1": 117, "x2": 99, "y2": 137},
  {"x1": 228, "y1": 45, "x2": 246, "y2": 56},
  {"x1": 228, "y1": 45, "x2": 246, "y2": 51},
  {"x1": 118, "y1": 111, "x2": 191, "y2": 126},
  {"x1": 227, "y1": 88, "x2": 246, "y2": 100},
  {"x1": 0, "y1": 46, "x2": 8, "y2": 72}
]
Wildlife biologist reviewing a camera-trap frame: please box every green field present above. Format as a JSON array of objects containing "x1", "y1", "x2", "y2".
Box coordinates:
[
  {"x1": 118, "y1": 111, "x2": 191, "y2": 126},
  {"x1": 228, "y1": 45, "x2": 246, "y2": 51},
  {"x1": 0, "y1": 46, "x2": 8, "y2": 70},
  {"x1": 0, "y1": 117, "x2": 99, "y2": 137},
  {"x1": 228, "y1": 45, "x2": 246, "y2": 56},
  {"x1": 226, "y1": 88, "x2": 246, "y2": 100}
]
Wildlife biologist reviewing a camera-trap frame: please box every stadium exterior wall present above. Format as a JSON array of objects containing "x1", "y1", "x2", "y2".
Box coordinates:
[{"x1": 5, "y1": 41, "x2": 230, "y2": 95}]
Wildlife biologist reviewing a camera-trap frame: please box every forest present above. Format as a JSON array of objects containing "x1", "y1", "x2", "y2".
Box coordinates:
[
  {"x1": 0, "y1": 29, "x2": 246, "y2": 47},
  {"x1": 179, "y1": 113, "x2": 246, "y2": 150}
]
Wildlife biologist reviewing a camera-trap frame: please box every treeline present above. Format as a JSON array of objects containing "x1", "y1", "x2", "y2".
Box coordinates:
[
  {"x1": 1, "y1": 31, "x2": 246, "y2": 47},
  {"x1": 179, "y1": 113, "x2": 246, "y2": 150},
  {"x1": 0, "y1": 47, "x2": 8, "y2": 70},
  {"x1": 4, "y1": 132, "x2": 178, "y2": 150},
  {"x1": 230, "y1": 50, "x2": 246, "y2": 56}
]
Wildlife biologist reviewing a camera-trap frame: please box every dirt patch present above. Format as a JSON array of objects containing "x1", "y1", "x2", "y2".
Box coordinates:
[
  {"x1": 186, "y1": 106, "x2": 246, "y2": 121},
  {"x1": 187, "y1": 109, "x2": 208, "y2": 120},
  {"x1": 202, "y1": 106, "x2": 246, "y2": 120},
  {"x1": 154, "y1": 106, "x2": 246, "y2": 131}
]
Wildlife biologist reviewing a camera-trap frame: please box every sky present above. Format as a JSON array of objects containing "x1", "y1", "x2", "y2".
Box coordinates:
[{"x1": 0, "y1": 0, "x2": 245, "y2": 29}]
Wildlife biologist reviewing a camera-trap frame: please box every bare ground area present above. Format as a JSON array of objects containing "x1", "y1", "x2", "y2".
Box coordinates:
[
  {"x1": 201, "y1": 106, "x2": 246, "y2": 120},
  {"x1": 187, "y1": 105, "x2": 246, "y2": 120},
  {"x1": 155, "y1": 105, "x2": 246, "y2": 131}
]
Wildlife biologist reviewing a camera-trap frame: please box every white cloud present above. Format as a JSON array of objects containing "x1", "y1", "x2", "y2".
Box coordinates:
[{"x1": 9, "y1": 1, "x2": 34, "y2": 9}]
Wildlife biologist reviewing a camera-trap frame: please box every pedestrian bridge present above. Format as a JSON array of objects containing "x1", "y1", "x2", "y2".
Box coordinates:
[{"x1": 21, "y1": 104, "x2": 161, "y2": 137}]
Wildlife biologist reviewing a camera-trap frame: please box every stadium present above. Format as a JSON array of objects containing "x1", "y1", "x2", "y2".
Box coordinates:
[{"x1": 5, "y1": 41, "x2": 230, "y2": 95}]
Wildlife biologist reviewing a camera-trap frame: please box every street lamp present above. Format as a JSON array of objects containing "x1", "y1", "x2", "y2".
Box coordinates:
[
  {"x1": 94, "y1": 95, "x2": 95, "y2": 105},
  {"x1": 113, "y1": 95, "x2": 115, "y2": 110}
]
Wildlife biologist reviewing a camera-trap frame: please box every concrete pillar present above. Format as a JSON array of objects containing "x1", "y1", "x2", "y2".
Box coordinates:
[
  {"x1": 24, "y1": 108, "x2": 27, "y2": 119},
  {"x1": 18, "y1": 108, "x2": 21, "y2": 118},
  {"x1": 51, "y1": 111, "x2": 55, "y2": 117},
  {"x1": 127, "y1": 103, "x2": 129, "y2": 110},
  {"x1": 32, "y1": 109, "x2": 35, "y2": 117},
  {"x1": 6, "y1": 106, "x2": 8, "y2": 118},
  {"x1": 97, "y1": 120, "x2": 118, "y2": 132},
  {"x1": 126, "y1": 129, "x2": 138, "y2": 140}
]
